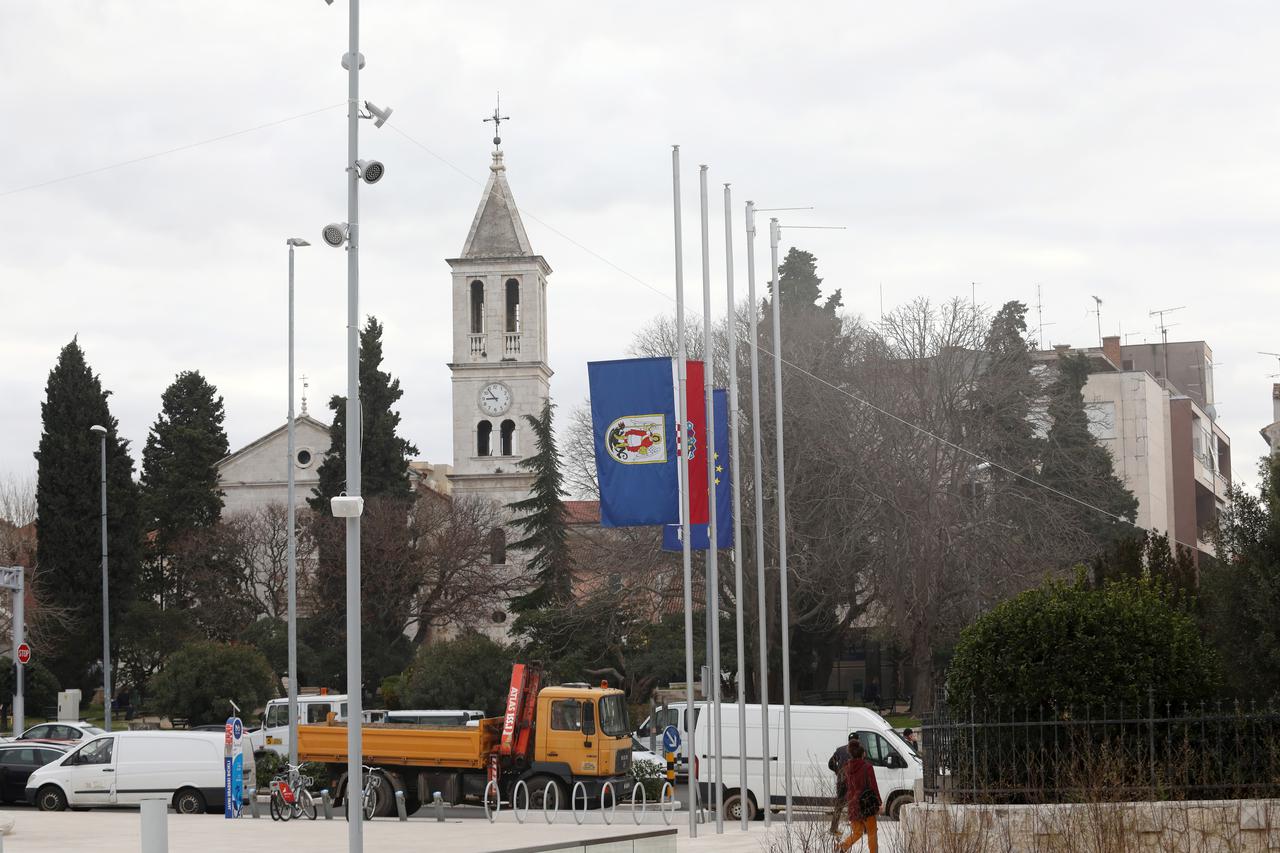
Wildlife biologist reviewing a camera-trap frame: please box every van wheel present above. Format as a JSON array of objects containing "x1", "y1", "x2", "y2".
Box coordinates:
[
  {"x1": 887, "y1": 793, "x2": 912, "y2": 821},
  {"x1": 37, "y1": 785, "x2": 67, "y2": 812},
  {"x1": 173, "y1": 787, "x2": 206, "y2": 815},
  {"x1": 722, "y1": 791, "x2": 758, "y2": 822}
]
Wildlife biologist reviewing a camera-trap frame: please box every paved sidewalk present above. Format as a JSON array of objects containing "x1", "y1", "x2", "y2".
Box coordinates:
[{"x1": 0, "y1": 810, "x2": 899, "y2": 852}]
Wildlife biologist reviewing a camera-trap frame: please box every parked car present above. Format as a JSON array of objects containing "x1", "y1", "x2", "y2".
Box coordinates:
[
  {"x1": 3, "y1": 721, "x2": 105, "y2": 744},
  {"x1": 0, "y1": 743, "x2": 68, "y2": 804},
  {"x1": 27, "y1": 731, "x2": 253, "y2": 814}
]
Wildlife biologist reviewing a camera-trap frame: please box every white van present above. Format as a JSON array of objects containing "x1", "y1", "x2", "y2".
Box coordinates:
[
  {"x1": 247, "y1": 694, "x2": 349, "y2": 756},
  {"x1": 26, "y1": 731, "x2": 251, "y2": 814},
  {"x1": 660, "y1": 702, "x2": 922, "y2": 821},
  {"x1": 384, "y1": 709, "x2": 484, "y2": 727}
]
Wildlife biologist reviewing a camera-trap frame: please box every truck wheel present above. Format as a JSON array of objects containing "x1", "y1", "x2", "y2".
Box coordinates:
[
  {"x1": 403, "y1": 795, "x2": 421, "y2": 816},
  {"x1": 371, "y1": 773, "x2": 397, "y2": 817},
  {"x1": 723, "y1": 791, "x2": 758, "y2": 822},
  {"x1": 526, "y1": 775, "x2": 566, "y2": 811},
  {"x1": 888, "y1": 793, "x2": 913, "y2": 821},
  {"x1": 173, "y1": 787, "x2": 206, "y2": 815},
  {"x1": 37, "y1": 785, "x2": 67, "y2": 812}
]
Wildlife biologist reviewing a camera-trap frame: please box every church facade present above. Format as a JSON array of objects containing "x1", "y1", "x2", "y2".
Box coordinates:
[{"x1": 447, "y1": 149, "x2": 552, "y2": 508}]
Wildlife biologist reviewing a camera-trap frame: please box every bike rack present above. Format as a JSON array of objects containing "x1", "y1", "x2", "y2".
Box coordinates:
[
  {"x1": 483, "y1": 780, "x2": 501, "y2": 823},
  {"x1": 571, "y1": 781, "x2": 588, "y2": 825},
  {"x1": 542, "y1": 780, "x2": 560, "y2": 825},
  {"x1": 631, "y1": 782, "x2": 647, "y2": 825},
  {"x1": 511, "y1": 780, "x2": 530, "y2": 824},
  {"x1": 659, "y1": 781, "x2": 676, "y2": 826},
  {"x1": 599, "y1": 781, "x2": 616, "y2": 825}
]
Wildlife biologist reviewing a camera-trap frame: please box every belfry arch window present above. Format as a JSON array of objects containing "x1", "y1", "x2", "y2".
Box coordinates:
[
  {"x1": 489, "y1": 528, "x2": 507, "y2": 565},
  {"x1": 505, "y1": 278, "x2": 521, "y2": 332},
  {"x1": 470, "y1": 280, "x2": 485, "y2": 334},
  {"x1": 500, "y1": 419, "x2": 516, "y2": 456},
  {"x1": 477, "y1": 420, "x2": 493, "y2": 457}
]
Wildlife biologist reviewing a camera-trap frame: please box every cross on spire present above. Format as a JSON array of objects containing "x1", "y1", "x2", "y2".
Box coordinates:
[
  {"x1": 300, "y1": 374, "x2": 309, "y2": 415},
  {"x1": 483, "y1": 92, "x2": 509, "y2": 149}
]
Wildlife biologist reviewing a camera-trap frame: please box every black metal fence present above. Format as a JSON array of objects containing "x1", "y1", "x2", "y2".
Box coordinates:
[{"x1": 920, "y1": 694, "x2": 1280, "y2": 803}]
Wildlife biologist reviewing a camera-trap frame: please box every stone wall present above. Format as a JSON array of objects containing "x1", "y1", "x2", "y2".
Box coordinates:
[{"x1": 901, "y1": 799, "x2": 1280, "y2": 852}]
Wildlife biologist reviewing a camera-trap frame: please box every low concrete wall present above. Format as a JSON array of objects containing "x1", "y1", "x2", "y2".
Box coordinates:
[{"x1": 902, "y1": 799, "x2": 1280, "y2": 852}]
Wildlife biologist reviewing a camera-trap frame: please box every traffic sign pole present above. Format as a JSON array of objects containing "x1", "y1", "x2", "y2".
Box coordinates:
[{"x1": 2, "y1": 567, "x2": 24, "y2": 736}]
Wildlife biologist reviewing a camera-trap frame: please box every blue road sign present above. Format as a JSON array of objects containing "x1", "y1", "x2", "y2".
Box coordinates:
[{"x1": 662, "y1": 724, "x2": 681, "y2": 753}]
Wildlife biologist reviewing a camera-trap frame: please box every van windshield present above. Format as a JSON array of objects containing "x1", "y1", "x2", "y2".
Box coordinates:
[{"x1": 599, "y1": 695, "x2": 629, "y2": 738}]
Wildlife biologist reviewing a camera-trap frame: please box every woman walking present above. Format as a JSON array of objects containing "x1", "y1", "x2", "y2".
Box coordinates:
[{"x1": 839, "y1": 739, "x2": 881, "y2": 852}]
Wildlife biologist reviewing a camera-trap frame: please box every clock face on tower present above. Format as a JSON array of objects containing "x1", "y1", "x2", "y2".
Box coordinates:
[{"x1": 479, "y1": 382, "x2": 513, "y2": 416}]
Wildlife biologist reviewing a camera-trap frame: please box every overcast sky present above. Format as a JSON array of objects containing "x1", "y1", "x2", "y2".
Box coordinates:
[{"x1": 3, "y1": 1, "x2": 1277, "y2": 496}]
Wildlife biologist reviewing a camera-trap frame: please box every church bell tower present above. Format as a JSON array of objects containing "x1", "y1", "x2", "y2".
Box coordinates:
[{"x1": 446, "y1": 139, "x2": 552, "y2": 507}]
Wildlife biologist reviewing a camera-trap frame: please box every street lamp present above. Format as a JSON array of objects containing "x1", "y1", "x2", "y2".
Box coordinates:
[
  {"x1": 321, "y1": 2, "x2": 391, "y2": 849},
  {"x1": 89, "y1": 424, "x2": 110, "y2": 733},
  {"x1": 285, "y1": 237, "x2": 309, "y2": 768}
]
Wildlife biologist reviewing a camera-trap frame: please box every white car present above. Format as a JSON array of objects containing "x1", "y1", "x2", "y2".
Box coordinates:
[{"x1": 3, "y1": 721, "x2": 105, "y2": 744}]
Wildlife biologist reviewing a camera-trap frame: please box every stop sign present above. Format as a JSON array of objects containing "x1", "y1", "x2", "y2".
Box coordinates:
[{"x1": 16, "y1": 643, "x2": 30, "y2": 665}]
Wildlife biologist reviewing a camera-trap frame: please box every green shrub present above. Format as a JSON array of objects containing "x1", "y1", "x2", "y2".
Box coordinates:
[
  {"x1": 400, "y1": 633, "x2": 513, "y2": 716},
  {"x1": 149, "y1": 641, "x2": 275, "y2": 726},
  {"x1": 948, "y1": 572, "x2": 1220, "y2": 711},
  {"x1": 628, "y1": 754, "x2": 665, "y2": 801}
]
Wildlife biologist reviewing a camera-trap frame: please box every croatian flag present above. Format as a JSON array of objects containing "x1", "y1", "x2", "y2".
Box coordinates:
[
  {"x1": 588, "y1": 357, "x2": 708, "y2": 528},
  {"x1": 663, "y1": 388, "x2": 733, "y2": 550}
]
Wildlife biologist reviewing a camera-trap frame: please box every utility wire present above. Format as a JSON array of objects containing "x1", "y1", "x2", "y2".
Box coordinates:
[
  {"x1": 386, "y1": 121, "x2": 1182, "y2": 544},
  {"x1": 0, "y1": 103, "x2": 345, "y2": 198}
]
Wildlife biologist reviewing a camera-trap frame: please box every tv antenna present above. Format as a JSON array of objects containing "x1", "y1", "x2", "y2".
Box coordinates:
[
  {"x1": 1088, "y1": 295, "x2": 1103, "y2": 346},
  {"x1": 1149, "y1": 306, "x2": 1185, "y2": 388},
  {"x1": 1261, "y1": 351, "x2": 1280, "y2": 378},
  {"x1": 1034, "y1": 285, "x2": 1055, "y2": 349}
]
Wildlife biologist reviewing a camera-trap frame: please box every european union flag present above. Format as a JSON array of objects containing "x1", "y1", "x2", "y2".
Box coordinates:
[
  {"x1": 663, "y1": 388, "x2": 733, "y2": 550},
  {"x1": 589, "y1": 358, "x2": 681, "y2": 527}
]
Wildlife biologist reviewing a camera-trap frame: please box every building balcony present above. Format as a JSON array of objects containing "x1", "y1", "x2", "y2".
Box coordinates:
[
  {"x1": 469, "y1": 334, "x2": 484, "y2": 357},
  {"x1": 504, "y1": 332, "x2": 520, "y2": 356}
]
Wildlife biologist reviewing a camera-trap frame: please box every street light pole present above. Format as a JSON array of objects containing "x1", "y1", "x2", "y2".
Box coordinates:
[
  {"x1": 89, "y1": 424, "x2": 110, "y2": 733},
  {"x1": 286, "y1": 237, "x2": 309, "y2": 768}
]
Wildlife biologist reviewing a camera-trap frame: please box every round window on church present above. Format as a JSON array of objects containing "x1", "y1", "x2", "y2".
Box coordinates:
[
  {"x1": 296, "y1": 447, "x2": 314, "y2": 469},
  {"x1": 491, "y1": 610, "x2": 508, "y2": 625}
]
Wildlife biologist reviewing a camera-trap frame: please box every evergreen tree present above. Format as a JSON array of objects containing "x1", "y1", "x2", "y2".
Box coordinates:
[
  {"x1": 35, "y1": 339, "x2": 141, "y2": 689},
  {"x1": 1040, "y1": 351, "x2": 1138, "y2": 549},
  {"x1": 974, "y1": 301, "x2": 1040, "y2": 474},
  {"x1": 310, "y1": 316, "x2": 418, "y2": 509},
  {"x1": 773, "y1": 247, "x2": 842, "y2": 313},
  {"x1": 139, "y1": 370, "x2": 229, "y2": 605},
  {"x1": 508, "y1": 399, "x2": 574, "y2": 614}
]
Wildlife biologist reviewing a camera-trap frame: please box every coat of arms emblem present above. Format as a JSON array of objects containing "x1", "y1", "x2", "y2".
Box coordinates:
[{"x1": 605, "y1": 414, "x2": 666, "y2": 464}]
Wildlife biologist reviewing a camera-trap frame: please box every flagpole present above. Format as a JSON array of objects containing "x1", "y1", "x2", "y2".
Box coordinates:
[
  {"x1": 768, "y1": 217, "x2": 794, "y2": 827},
  {"x1": 672, "y1": 145, "x2": 699, "y2": 839},
  {"x1": 724, "y1": 183, "x2": 748, "y2": 832},
  {"x1": 744, "y1": 200, "x2": 771, "y2": 826},
  {"x1": 699, "y1": 165, "x2": 724, "y2": 834}
]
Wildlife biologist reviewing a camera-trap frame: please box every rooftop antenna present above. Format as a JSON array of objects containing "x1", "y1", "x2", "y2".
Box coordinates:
[
  {"x1": 971, "y1": 281, "x2": 979, "y2": 311},
  {"x1": 1261, "y1": 351, "x2": 1280, "y2": 378},
  {"x1": 483, "y1": 92, "x2": 509, "y2": 149},
  {"x1": 1034, "y1": 285, "x2": 1055, "y2": 349},
  {"x1": 1089, "y1": 295, "x2": 1103, "y2": 346},
  {"x1": 1149, "y1": 305, "x2": 1185, "y2": 389},
  {"x1": 879, "y1": 283, "x2": 884, "y2": 320}
]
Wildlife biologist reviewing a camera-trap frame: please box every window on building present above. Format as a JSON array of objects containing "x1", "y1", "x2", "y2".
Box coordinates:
[
  {"x1": 477, "y1": 420, "x2": 493, "y2": 456},
  {"x1": 1085, "y1": 401, "x2": 1116, "y2": 441},
  {"x1": 500, "y1": 419, "x2": 515, "y2": 456},
  {"x1": 470, "y1": 280, "x2": 485, "y2": 334},
  {"x1": 505, "y1": 278, "x2": 521, "y2": 332},
  {"x1": 489, "y1": 528, "x2": 506, "y2": 565}
]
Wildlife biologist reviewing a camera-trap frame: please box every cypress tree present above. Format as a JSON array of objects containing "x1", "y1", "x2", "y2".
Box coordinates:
[
  {"x1": 139, "y1": 370, "x2": 229, "y2": 605},
  {"x1": 508, "y1": 399, "x2": 574, "y2": 613},
  {"x1": 34, "y1": 339, "x2": 141, "y2": 689},
  {"x1": 310, "y1": 316, "x2": 418, "y2": 509},
  {"x1": 1041, "y1": 351, "x2": 1138, "y2": 547}
]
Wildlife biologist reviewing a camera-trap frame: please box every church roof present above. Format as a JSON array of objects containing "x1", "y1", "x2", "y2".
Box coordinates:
[
  {"x1": 216, "y1": 413, "x2": 331, "y2": 468},
  {"x1": 460, "y1": 151, "x2": 535, "y2": 259}
]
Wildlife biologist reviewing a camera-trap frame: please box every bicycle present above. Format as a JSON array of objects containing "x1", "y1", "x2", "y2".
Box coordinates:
[
  {"x1": 269, "y1": 763, "x2": 318, "y2": 821},
  {"x1": 359, "y1": 764, "x2": 383, "y2": 820}
]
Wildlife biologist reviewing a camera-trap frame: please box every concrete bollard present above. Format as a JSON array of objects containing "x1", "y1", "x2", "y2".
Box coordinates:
[
  {"x1": 395, "y1": 789, "x2": 407, "y2": 821},
  {"x1": 140, "y1": 798, "x2": 169, "y2": 853},
  {"x1": 433, "y1": 791, "x2": 445, "y2": 822},
  {"x1": 248, "y1": 786, "x2": 259, "y2": 819},
  {"x1": 322, "y1": 789, "x2": 333, "y2": 820}
]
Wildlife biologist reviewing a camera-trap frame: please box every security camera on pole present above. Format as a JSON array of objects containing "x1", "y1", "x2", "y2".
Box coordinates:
[{"x1": 319, "y1": 2, "x2": 392, "y2": 850}]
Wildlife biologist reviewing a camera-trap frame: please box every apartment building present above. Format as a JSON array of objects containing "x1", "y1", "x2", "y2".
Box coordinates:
[
  {"x1": 1262, "y1": 384, "x2": 1280, "y2": 457},
  {"x1": 1038, "y1": 337, "x2": 1230, "y2": 561}
]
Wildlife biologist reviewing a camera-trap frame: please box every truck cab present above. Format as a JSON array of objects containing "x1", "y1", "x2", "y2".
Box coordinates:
[{"x1": 532, "y1": 684, "x2": 633, "y2": 781}]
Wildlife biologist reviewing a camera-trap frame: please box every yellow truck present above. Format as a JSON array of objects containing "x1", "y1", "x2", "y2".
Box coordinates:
[{"x1": 296, "y1": 664, "x2": 634, "y2": 816}]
